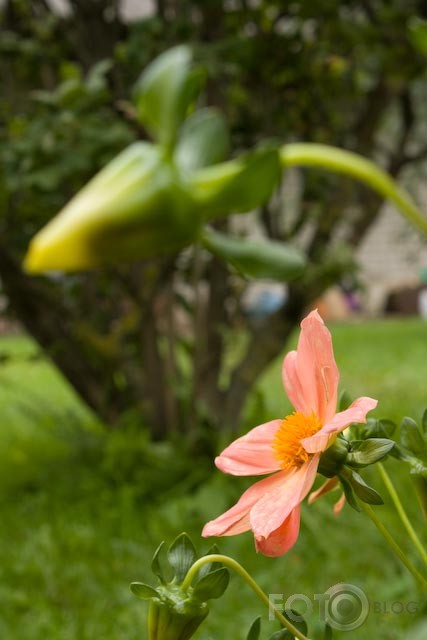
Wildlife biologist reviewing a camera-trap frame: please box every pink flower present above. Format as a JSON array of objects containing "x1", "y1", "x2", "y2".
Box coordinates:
[{"x1": 202, "y1": 310, "x2": 377, "y2": 557}]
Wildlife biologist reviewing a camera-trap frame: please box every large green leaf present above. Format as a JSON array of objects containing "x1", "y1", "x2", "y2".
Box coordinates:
[
  {"x1": 190, "y1": 145, "x2": 281, "y2": 219},
  {"x1": 175, "y1": 108, "x2": 230, "y2": 172},
  {"x1": 133, "y1": 45, "x2": 203, "y2": 146},
  {"x1": 202, "y1": 227, "x2": 306, "y2": 281},
  {"x1": 192, "y1": 567, "x2": 230, "y2": 601},
  {"x1": 167, "y1": 533, "x2": 197, "y2": 584}
]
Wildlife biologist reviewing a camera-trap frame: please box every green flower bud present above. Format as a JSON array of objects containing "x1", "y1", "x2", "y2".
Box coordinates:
[
  {"x1": 131, "y1": 534, "x2": 229, "y2": 640},
  {"x1": 24, "y1": 142, "x2": 199, "y2": 273},
  {"x1": 318, "y1": 438, "x2": 349, "y2": 477},
  {"x1": 146, "y1": 586, "x2": 208, "y2": 640}
]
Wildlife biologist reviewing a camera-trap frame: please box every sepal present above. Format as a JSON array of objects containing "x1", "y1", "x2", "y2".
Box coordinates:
[
  {"x1": 390, "y1": 413, "x2": 427, "y2": 478},
  {"x1": 133, "y1": 45, "x2": 204, "y2": 147},
  {"x1": 192, "y1": 567, "x2": 230, "y2": 601},
  {"x1": 168, "y1": 533, "x2": 197, "y2": 584},
  {"x1": 338, "y1": 467, "x2": 384, "y2": 509},
  {"x1": 346, "y1": 438, "x2": 394, "y2": 468},
  {"x1": 400, "y1": 417, "x2": 426, "y2": 458},
  {"x1": 175, "y1": 108, "x2": 230, "y2": 172},
  {"x1": 190, "y1": 144, "x2": 281, "y2": 220},
  {"x1": 246, "y1": 617, "x2": 261, "y2": 640},
  {"x1": 201, "y1": 227, "x2": 306, "y2": 281}
]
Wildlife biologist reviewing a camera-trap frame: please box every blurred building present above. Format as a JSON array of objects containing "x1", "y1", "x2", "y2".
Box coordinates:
[{"x1": 357, "y1": 200, "x2": 427, "y2": 314}]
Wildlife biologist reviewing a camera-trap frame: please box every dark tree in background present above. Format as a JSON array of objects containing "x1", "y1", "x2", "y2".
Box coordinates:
[{"x1": 1, "y1": 0, "x2": 426, "y2": 439}]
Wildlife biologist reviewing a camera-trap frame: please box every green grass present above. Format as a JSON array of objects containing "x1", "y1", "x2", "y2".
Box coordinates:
[{"x1": 0, "y1": 319, "x2": 426, "y2": 639}]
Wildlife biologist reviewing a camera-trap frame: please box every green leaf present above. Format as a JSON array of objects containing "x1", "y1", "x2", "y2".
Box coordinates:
[
  {"x1": 168, "y1": 533, "x2": 197, "y2": 584},
  {"x1": 323, "y1": 622, "x2": 334, "y2": 639},
  {"x1": 282, "y1": 609, "x2": 308, "y2": 636},
  {"x1": 192, "y1": 567, "x2": 230, "y2": 601},
  {"x1": 133, "y1": 45, "x2": 203, "y2": 146},
  {"x1": 175, "y1": 108, "x2": 230, "y2": 172},
  {"x1": 246, "y1": 617, "x2": 261, "y2": 640},
  {"x1": 201, "y1": 228, "x2": 306, "y2": 282},
  {"x1": 130, "y1": 582, "x2": 159, "y2": 599},
  {"x1": 191, "y1": 145, "x2": 281, "y2": 219},
  {"x1": 376, "y1": 419, "x2": 397, "y2": 438},
  {"x1": 339, "y1": 473, "x2": 360, "y2": 511},
  {"x1": 362, "y1": 418, "x2": 396, "y2": 439},
  {"x1": 400, "y1": 417, "x2": 426, "y2": 458},
  {"x1": 349, "y1": 470, "x2": 384, "y2": 505},
  {"x1": 346, "y1": 438, "x2": 395, "y2": 467},
  {"x1": 151, "y1": 541, "x2": 166, "y2": 584},
  {"x1": 197, "y1": 544, "x2": 221, "y2": 580}
]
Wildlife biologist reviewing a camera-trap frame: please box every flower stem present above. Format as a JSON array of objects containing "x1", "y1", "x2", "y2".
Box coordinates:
[
  {"x1": 182, "y1": 554, "x2": 312, "y2": 640},
  {"x1": 280, "y1": 143, "x2": 427, "y2": 236},
  {"x1": 361, "y1": 503, "x2": 427, "y2": 590},
  {"x1": 378, "y1": 463, "x2": 427, "y2": 568}
]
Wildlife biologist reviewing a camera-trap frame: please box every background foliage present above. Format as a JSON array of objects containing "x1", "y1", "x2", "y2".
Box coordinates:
[{"x1": 1, "y1": 0, "x2": 427, "y2": 441}]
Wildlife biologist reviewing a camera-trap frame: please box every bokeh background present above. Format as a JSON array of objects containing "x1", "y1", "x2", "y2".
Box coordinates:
[{"x1": 1, "y1": 1, "x2": 427, "y2": 639}]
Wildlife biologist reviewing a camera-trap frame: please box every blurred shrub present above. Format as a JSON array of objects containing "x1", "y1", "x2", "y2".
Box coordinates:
[{"x1": 1, "y1": 0, "x2": 426, "y2": 442}]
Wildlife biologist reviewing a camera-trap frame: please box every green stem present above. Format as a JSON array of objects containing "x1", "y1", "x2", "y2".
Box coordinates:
[
  {"x1": 280, "y1": 143, "x2": 427, "y2": 236},
  {"x1": 182, "y1": 554, "x2": 312, "y2": 640},
  {"x1": 378, "y1": 463, "x2": 427, "y2": 568},
  {"x1": 361, "y1": 503, "x2": 427, "y2": 590},
  {"x1": 415, "y1": 477, "x2": 427, "y2": 521}
]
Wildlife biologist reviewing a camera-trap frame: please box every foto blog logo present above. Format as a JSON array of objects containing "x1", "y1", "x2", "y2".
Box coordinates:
[{"x1": 270, "y1": 583, "x2": 368, "y2": 631}]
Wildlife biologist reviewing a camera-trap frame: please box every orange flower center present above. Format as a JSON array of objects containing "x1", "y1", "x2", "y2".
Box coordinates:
[{"x1": 272, "y1": 411, "x2": 322, "y2": 470}]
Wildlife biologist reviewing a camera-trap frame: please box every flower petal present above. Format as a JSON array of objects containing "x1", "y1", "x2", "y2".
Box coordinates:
[
  {"x1": 215, "y1": 420, "x2": 282, "y2": 476},
  {"x1": 334, "y1": 493, "x2": 346, "y2": 516},
  {"x1": 282, "y1": 350, "x2": 307, "y2": 414},
  {"x1": 282, "y1": 310, "x2": 339, "y2": 423},
  {"x1": 250, "y1": 454, "x2": 320, "y2": 538},
  {"x1": 255, "y1": 506, "x2": 301, "y2": 557},
  {"x1": 302, "y1": 396, "x2": 378, "y2": 453},
  {"x1": 202, "y1": 470, "x2": 291, "y2": 538}
]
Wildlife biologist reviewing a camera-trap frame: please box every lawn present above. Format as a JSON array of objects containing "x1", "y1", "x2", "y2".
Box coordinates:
[{"x1": 0, "y1": 319, "x2": 426, "y2": 639}]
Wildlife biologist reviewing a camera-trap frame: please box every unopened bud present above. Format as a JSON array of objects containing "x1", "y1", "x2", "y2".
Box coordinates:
[{"x1": 24, "y1": 142, "x2": 198, "y2": 273}]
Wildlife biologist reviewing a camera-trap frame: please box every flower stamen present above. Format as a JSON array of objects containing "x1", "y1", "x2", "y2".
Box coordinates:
[{"x1": 272, "y1": 412, "x2": 322, "y2": 470}]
